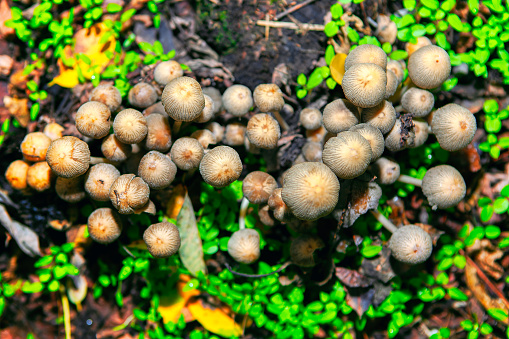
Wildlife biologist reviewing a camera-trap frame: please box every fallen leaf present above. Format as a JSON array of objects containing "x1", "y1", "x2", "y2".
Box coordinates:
[
  {"x1": 330, "y1": 53, "x2": 347, "y2": 85},
  {"x1": 3, "y1": 96, "x2": 29, "y2": 127},
  {"x1": 360, "y1": 247, "x2": 396, "y2": 283},
  {"x1": 346, "y1": 288, "x2": 375, "y2": 317},
  {"x1": 187, "y1": 298, "x2": 243, "y2": 338},
  {"x1": 158, "y1": 274, "x2": 200, "y2": 324},
  {"x1": 476, "y1": 247, "x2": 504, "y2": 280},
  {"x1": 0, "y1": 0, "x2": 14, "y2": 38},
  {"x1": 0, "y1": 204, "x2": 42, "y2": 256},
  {"x1": 165, "y1": 184, "x2": 187, "y2": 219},
  {"x1": 335, "y1": 267, "x2": 374, "y2": 288}
]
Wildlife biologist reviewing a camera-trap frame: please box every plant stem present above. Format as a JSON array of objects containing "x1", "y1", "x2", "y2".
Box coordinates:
[
  {"x1": 397, "y1": 174, "x2": 422, "y2": 187},
  {"x1": 238, "y1": 197, "x2": 250, "y2": 230},
  {"x1": 60, "y1": 284, "x2": 71, "y2": 339},
  {"x1": 272, "y1": 110, "x2": 289, "y2": 131},
  {"x1": 370, "y1": 210, "x2": 398, "y2": 233},
  {"x1": 173, "y1": 120, "x2": 182, "y2": 134}
]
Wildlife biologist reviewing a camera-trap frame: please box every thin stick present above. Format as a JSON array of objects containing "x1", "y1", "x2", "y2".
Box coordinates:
[
  {"x1": 265, "y1": 13, "x2": 270, "y2": 40},
  {"x1": 397, "y1": 174, "x2": 423, "y2": 187},
  {"x1": 275, "y1": 0, "x2": 316, "y2": 20},
  {"x1": 256, "y1": 20, "x2": 325, "y2": 31},
  {"x1": 225, "y1": 261, "x2": 291, "y2": 278},
  {"x1": 370, "y1": 210, "x2": 398, "y2": 233},
  {"x1": 60, "y1": 285, "x2": 72, "y2": 339},
  {"x1": 238, "y1": 197, "x2": 250, "y2": 230}
]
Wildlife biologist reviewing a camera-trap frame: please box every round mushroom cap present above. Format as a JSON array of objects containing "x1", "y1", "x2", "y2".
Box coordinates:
[
  {"x1": 76, "y1": 101, "x2": 111, "y2": 139},
  {"x1": 372, "y1": 157, "x2": 400, "y2": 185},
  {"x1": 138, "y1": 151, "x2": 177, "y2": 190},
  {"x1": 43, "y1": 123, "x2": 65, "y2": 141},
  {"x1": 387, "y1": 60, "x2": 405, "y2": 83},
  {"x1": 422, "y1": 165, "x2": 466, "y2": 209},
  {"x1": 389, "y1": 225, "x2": 432, "y2": 264},
  {"x1": 224, "y1": 122, "x2": 247, "y2": 146},
  {"x1": 405, "y1": 36, "x2": 432, "y2": 56},
  {"x1": 281, "y1": 162, "x2": 340, "y2": 220},
  {"x1": 202, "y1": 87, "x2": 222, "y2": 114},
  {"x1": 344, "y1": 44, "x2": 388, "y2": 71},
  {"x1": 205, "y1": 122, "x2": 225, "y2": 143},
  {"x1": 109, "y1": 174, "x2": 150, "y2": 214},
  {"x1": 170, "y1": 137, "x2": 204, "y2": 171},
  {"x1": 227, "y1": 229, "x2": 260, "y2": 264},
  {"x1": 200, "y1": 146, "x2": 242, "y2": 188},
  {"x1": 113, "y1": 109, "x2": 148, "y2": 144},
  {"x1": 128, "y1": 82, "x2": 158, "y2": 109},
  {"x1": 385, "y1": 119, "x2": 416, "y2": 152},
  {"x1": 322, "y1": 99, "x2": 360, "y2": 134},
  {"x1": 302, "y1": 141, "x2": 323, "y2": 162},
  {"x1": 5, "y1": 160, "x2": 30, "y2": 190},
  {"x1": 268, "y1": 188, "x2": 291, "y2": 222},
  {"x1": 385, "y1": 69, "x2": 399, "y2": 99},
  {"x1": 431, "y1": 103, "x2": 476, "y2": 152},
  {"x1": 306, "y1": 125, "x2": 328, "y2": 143},
  {"x1": 290, "y1": 234, "x2": 325, "y2": 267},
  {"x1": 246, "y1": 113, "x2": 280, "y2": 149},
  {"x1": 242, "y1": 171, "x2": 278, "y2": 204},
  {"x1": 21, "y1": 132, "x2": 52, "y2": 162},
  {"x1": 135, "y1": 200, "x2": 157, "y2": 215},
  {"x1": 408, "y1": 45, "x2": 451, "y2": 89},
  {"x1": 143, "y1": 113, "x2": 172, "y2": 152},
  {"x1": 361, "y1": 100, "x2": 397, "y2": 134},
  {"x1": 222, "y1": 84, "x2": 253, "y2": 117},
  {"x1": 342, "y1": 63, "x2": 387, "y2": 108},
  {"x1": 143, "y1": 222, "x2": 181, "y2": 258},
  {"x1": 401, "y1": 88, "x2": 434, "y2": 117},
  {"x1": 56, "y1": 176, "x2": 86, "y2": 203},
  {"x1": 85, "y1": 163, "x2": 121, "y2": 201},
  {"x1": 299, "y1": 108, "x2": 322, "y2": 130},
  {"x1": 101, "y1": 134, "x2": 132, "y2": 162},
  {"x1": 349, "y1": 123, "x2": 385, "y2": 161},
  {"x1": 411, "y1": 119, "x2": 429, "y2": 148},
  {"x1": 375, "y1": 14, "x2": 398, "y2": 44},
  {"x1": 191, "y1": 129, "x2": 216, "y2": 149},
  {"x1": 322, "y1": 131, "x2": 372, "y2": 179},
  {"x1": 90, "y1": 84, "x2": 122, "y2": 112},
  {"x1": 194, "y1": 95, "x2": 215, "y2": 123},
  {"x1": 87, "y1": 208, "x2": 123, "y2": 244},
  {"x1": 253, "y1": 84, "x2": 285, "y2": 112},
  {"x1": 162, "y1": 76, "x2": 205, "y2": 122},
  {"x1": 27, "y1": 162, "x2": 53, "y2": 192},
  {"x1": 46, "y1": 136, "x2": 90, "y2": 178},
  {"x1": 154, "y1": 60, "x2": 184, "y2": 86}
]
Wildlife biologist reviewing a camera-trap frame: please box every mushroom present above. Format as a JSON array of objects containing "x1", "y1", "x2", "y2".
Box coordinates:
[
  {"x1": 143, "y1": 222, "x2": 181, "y2": 258},
  {"x1": 349, "y1": 123, "x2": 385, "y2": 161},
  {"x1": 239, "y1": 171, "x2": 277, "y2": 229},
  {"x1": 246, "y1": 113, "x2": 281, "y2": 149},
  {"x1": 342, "y1": 63, "x2": 387, "y2": 108},
  {"x1": 227, "y1": 229, "x2": 260, "y2": 264},
  {"x1": 410, "y1": 119, "x2": 429, "y2": 148},
  {"x1": 170, "y1": 137, "x2": 204, "y2": 171},
  {"x1": 27, "y1": 162, "x2": 53, "y2": 192},
  {"x1": 75, "y1": 101, "x2": 111, "y2": 139},
  {"x1": 290, "y1": 234, "x2": 325, "y2": 267},
  {"x1": 344, "y1": 44, "x2": 388, "y2": 71},
  {"x1": 405, "y1": 36, "x2": 432, "y2": 56},
  {"x1": 5, "y1": 160, "x2": 30, "y2": 190},
  {"x1": 113, "y1": 108, "x2": 148, "y2": 144},
  {"x1": 431, "y1": 103, "x2": 476, "y2": 152},
  {"x1": 205, "y1": 122, "x2": 225, "y2": 143},
  {"x1": 43, "y1": 123, "x2": 65, "y2": 141},
  {"x1": 21, "y1": 132, "x2": 52, "y2": 162},
  {"x1": 258, "y1": 205, "x2": 276, "y2": 227},
  {"x1": 191, "y1": 129, "x2": 216, "y2": 149},
  {"x1": 268, "y1": 188, "x2": 291, "y2": 222},
  {"x1": 193, "y1": 94, "x2": 215, "y2": 124},
  {"x1": 128, "y1": 82, "x2": 158, "y2": 109},
  {"x1": 138, "y1": 151, "x2": 177, "y2": 190},
  {"x1": 222, "y1": 84, "x2": 253, "y2": 117},
  {"x1": 375, "y1": 14, "x2": 397, "y2": 44},
  {"x1": 90, "y1": 84, "x2": 122, "y2": 112},
  {"x1": 388, "y1": 225, "x2": 433, "y2": 264},
  {"x1": 408, "y1": 45, "x2": 451, "y2": 89},
  {"x1": 387, "y1": 60, "x2": 405, "y2": 83},
  {"x1": 384, "y1": 119, "x2": 415, "y2": 152},
  {"x1": 85, "y1": 163, "x2": 120, "y2": 201},
  {"x1": 109, "y1": 174, "x2": 150, "y2": 214},
  {"x1": 143, "y1": 113, "x2": 172, "y2": 152},
  {"x1": 302, "y1": 141, "x2": 323, "y2": 162},
  {"x1": 55, "y1": 176, "x2": 86, "y2": 203},
  {"x1": 224, "y1": 122, "x2": 247, "y2": 146},
  {"x1": 422, "y1": 165, "x2": 466, "y2": 209},
  {"x1": 87, "y1": 208, "x2": 123, "y2": 244},
  {"x1": 385, "y1": 69, "x2": 399, "y2": 99},
  {"x1": 253, "y1": 83, "x2": 289, "y2": 131},
  {"x1": 135, "y1": 200, "x2": 157, "y2": 215},
  {"x1": 299, "y1": 108, "x2": 322, "y2": 131},
  {"x1": 202, "y1": 87, "x2": 222, "y2": 115},
  {"x1": 199, "y1": 146, "x2": 243, "y2": 188},
  {"x1": 371, "y1": 157, "x2": 400, "y2": 185},
  {"x1": 401, "y1": 88, "x2": 434, "y2": 118},
  {"x1": 322, "y1": 99, "x2": 360, "y2": 134},
  {"x1": 101, "y1": 134, "x2": 132, "y2": 162},
  {"x1": 46, "y1": 136, "x2": 90, "y2": 178},
  {"x1": 153, "y1": 60, "x2": 183, "y2": 86}
]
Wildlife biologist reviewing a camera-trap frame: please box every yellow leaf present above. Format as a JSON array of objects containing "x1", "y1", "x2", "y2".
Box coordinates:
[
  {"x1": 187, "y1": 299, "x2": 243, "y2": 338},
  {"x1": 165, "y1": 184, "x2": 187, "y2": 220},
  {"x1": 158, "y1": 274, "x2": 199, "y2": 324},
  {"x1": 330, "y1": 53, "x2": 347, "y2": 85}
]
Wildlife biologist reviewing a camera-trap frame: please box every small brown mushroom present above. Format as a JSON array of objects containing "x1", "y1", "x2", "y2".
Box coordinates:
[
  {"x1": 199, "y1": 146, "x2": 242, "y2": 188},
  {"x1": 228, "y1": 229, "x2": 260, "y2": 264},
  {"x1": 387, "y1": 60, "x2": 405, "y2": 83},
  {"x1": 302, "y1": 141, "x2": 323, "y2": 162},
  {"x1": 422, "y1": 165, "x2": 466, "y2": 209},
  {"x1": 246, "y1": 113, "x2": 280, "y2": 149},
  {"x1": 405, "y1": 36, "x2": 432, "y2": 56},
  {"x1": 268, "y1": 188, "x2": 291, "y2": 222},
  {"x1": 109, "y1": 174, "x2": 150, "y2": 214},
  {"x1": 128, "y1": 82, "x2": 158, "y2": 108},
  {"x1": 290, "y1": 234, "x2": 324, "y2": 267},
  {"x1": 224, "y1": 122, "x2": 247, "y2": 146},
  {"x1": 46, "y1": 136, "x2": 90, "y2": 178},
  {"x1": 138, "y1": 151, "x2": 177, "y2": 190},
  {"x1": 242, "y1": 171, "x2": 278, "y2": 204},
  {"x1": 299, "y1": 108, "x2": 322, "y2": 131},
  {"x1": 202, "y1": 87, "x2": 222, "y2": 115},
  {"x1": 372, "y1": 157, "x2": 400, "y2": 185},
  {"x1": 90, "y1": 84, "x2": 122, "y2": 112},
  {"x1": 349, "y1": 123, "x2": 385, "y2": 161},
  {"x1": 143, "y1": 222, "x2": 181, "y2": 258},
  {"x1": 193, "y1": 95, "x2": 215, "y2": 123},
  {"x1": 75, "y1": 101, "x2": 111, "y2": 139},
  {"x1": 101, "y1": 134, "x2": 132, "y2": 162},
  {"x1": 322, "y1": 99, "x2": 359, "y2": 134},
  {"x1": 85, "y1": 163, "x2": 121, "y2": 201},
  {"x1": 27, "y1": 162, "x2": 53, "y2": 191},
  {"x1": 154, "y1": 60, "x2": 184, "y2": 86},
  {"x1": 43, "y1": 123, "x2": 65, "y2": 141},
  {"x1": 344, "y1": 44, "x2": 388, "y2": 71},
  {"x1": 253, "y1": 83, "x2": 288, "y2": 130},
  {"x1": 55, "y1": 176, "x2": 86, "y2": 203},
  {"x1": 385, "y1": 69, "x2": 399, "y2": 99},
  {"x1": 143, "y1": 113, "x2": 172, "y2": 152},
  {"x1": 88, "y1": 208, "x2": 123, "y2": 244},
  {"x1": 222, "y1": 84, "x2": 253, "y2": 117},
  {"x1": 384, "y1": 119, "x2": 415, "y2": 152},
  {"x1": 431, "y1": 103, "x2": 476, "y2": 152},
  {"x1": 205, "y1": 122, "x2": 225, "y2": 144},
  {"x1": 113, "y1": 109, "x2": 148, "y2": 144},
  {"x1": 408, "y1": 45, "x2": 451, "y2": 89},
  {"x1": 191, "y1": 129, "x2": 216, "y2": 149},
  {"x1": 5, "y1": 160, "x2": 30, "y2": 190},
  {"x1": 342, "y1": 63, "x2": 387, "y2": 108},
  {"x1": 170, "y1": 137, "x2": 204, "y2": 171},
  {"x1": 21, "y1": 132, "x2": 52, "y2": 162},
  {"x1": 389, "y1": 225, "x2": 433, "y2": 264},
  {"x1": 401, "y1": 88, "x2": 434, "y2": 117}
]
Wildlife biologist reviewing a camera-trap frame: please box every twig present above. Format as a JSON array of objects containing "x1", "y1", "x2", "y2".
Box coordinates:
[
  {"x1": 265, "y1": 13, "x2": 270, "y2": 40},
  {"x1": 225, "y1": 261, "x2": 291, "y2": 278},
  {"x1": 60, "y1": 285, "x2": 72, "y2": 339},
  {"x1": 256, "y1": 20, "x2": 325, "y2": 31},
  {"x1": 275, "y1": 0, "x2": 316, "y2": 20}
]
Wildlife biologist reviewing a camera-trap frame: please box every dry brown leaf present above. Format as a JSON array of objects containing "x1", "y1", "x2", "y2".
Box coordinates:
[
  {"x1": 0, "y1": 0, "x2": 14, "y2": 38},
  {"x1": 346, "y1": 288, "x2": 375, "y2": 317},
  {"x1": 335, "y1": 267, "x2": 374, "y2": 288},
  {"x1": 165, "y1": 184, "x2": 187, "y2": 220},
  {"x1": 3, "y1": 96, "x2": 29, "y2": 127},
  {"x1": 475, "y1": 246, "x2": 504, "y2": 280}
]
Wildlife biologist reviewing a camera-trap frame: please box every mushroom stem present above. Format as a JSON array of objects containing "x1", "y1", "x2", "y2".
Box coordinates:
[
  {"x1": 173, "y1": 120, "x2": 183, "y2": 134},
  {"x1": 370, "y1": 210, "x2": 398, "y2": 233},
  {"x1": 397, "y1": 174, "x2": 422, "y2": 187},
  {"x1": 90, "y1": 156, "x2": 119, "y2": 166},
  {"x1": 272, "y1": 110, "x2": 289, "y2": 131},
  {"x1": 60, "y1": 285, "x2": 72, "y2": 339},
  {"x1": 238, "y1": 196, "x2": 250, "y2": 230}
]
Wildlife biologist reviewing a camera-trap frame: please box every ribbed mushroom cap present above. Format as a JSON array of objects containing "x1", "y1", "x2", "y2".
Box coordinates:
[
  {"x1": 411, "y1": 119, "x2": 429, "y2": 148},
  {"x1": 302, "y1": 141, "x2": 323, "y2": 162},
  {"x1": 224, "y1": 122, "x2": 247, "y2": 146},
  {"x1": 21, "y1": 132, "x2": 52, "y2": 162},
  {"x1": 90, "y1": 84, "x2": 122, "y2": 112},
  {"x1": 222, "y1": 84, "x2": 253, "y2": 117},
  {"x1": 299, "y1": 108, "x2": 322, "y2": 130},
  {"x1": 109, "y1": 174, "x2": 150, "y2": 214},
  {"x1": 372, "y1": 157, "x2": 400, "y2": 185},
  {"x1": 387, "y1": 60, "x2": 405, "y2": 83},
  {"x1": 228, "y1": 229, "x2": 260, "y2": 264},
  {"x1": 246, "y1": 113, "x2": 280, "y2": 149},
  {"x1": 170, "y1": 137, "x2": 204, "y2": 170},
  {"x1": 46, "y1": 136, "x2": 90, "y2": 178},
  {"x1": 322, "y1": 99, "x2": 360, "y2": 133},
  {"x1": 5, "y1": 160, "x2": 30, "y2": 190},
  {"x1": 349, "y1": 123, "x2": 385, "y2": 161},
  {"x1": 401, "y1": 88, "x2": 434, "y2": 117},
  {"x1": 431, "y1": 103, "x2": 476, "y2": 152},
  {"x1": 143, "y1": 113, "x2": 172, "y2": 152},
  {"x1": 306, "y1": 125, "x2": 328, "y2": 143},
  {"x1": 281, "y1": 162, "x2": 340, "y2": 220},
  {"x1": 87, "y1": 208, "x2": 123, "y2": 244},
  {"x1": 27, "y1": 162, "x2": 53, "y2": 192},
  {"x1": 135, "y1": 200, "x2": 157, "y2": 215},
  {"x1": 56, "y1": 176, "x2": 86, "y2": 203},
  {"x1": 405, "y1": 36, "x2": 432, "y2": 56},
  {"x1": 194, "y1": 95, "x2": 215, "y2": 123},
  {"x1": 242, "y1": 171, "x2": 278, "y2": 204},
  {"x1": 205, "y1": 122, "x2": 225, "y2": 144},
  {"x1": 85, "y1": 163, "x2": 120, "y2": 201},
  {"x1": 76, "y1": 101, "x2": 111, "y2": 139},
  {"x1": 385, "y1": 69, "x2": 399, "y2": 99},
  {"x1": 344, "y1": 44, "x2": 388, "y2": 71},
  {"x1": 202, "y1": 87, "x2": 222, "y2": 115},
  {"x1": 101, "y1": 134, "x2": 132, "y2": 162},
  {"x1": 342, "y1": 63, "x2": 387, "y2": 108},
  {"x1": 253, "y1": 84, "x2": 285, "y2": 112},
  {"x1": 389, "y1": 225, "x2": 432, "y2": 264},
  {"x1": 258, "y1": 204, "x2": 276, "y2": 227},
  {"x1": 154, "y1": 60, "x2": 184, "y2": 86},
  {"x1": 113, "y1": 109, "x2": 148, "y2": 144},
  {"x1": 268, "y1": 188, "x2": 291, "y2": 222},
  {"x1": 200, "y1": 146, "x2": 242, "y2": 188},
  {"x1": 290, "y1": 234, "x2": 325, "y2": 267},
  {"x1": 385, "y1": 119, "x2": 416, "y2": 152},
  {"x1": 191, "y1": 129, "x2": 216, "y2": 149},
  {"x1": 143, "y1": 222, "x2": 181, "y2": 258},
  {"x1": 162, "y1": 76, "x2": 205, "y2": 121},
  {"x1": 322, "y1": 131, "x2": 372, "y2": 179},
  {"x1": 138, "y1": 151, "x2": 177, "y2": 190},
  {"x1": 361, "y1": 100, "x2": 397, "y2": 134},
  {"x1": 408, "y1": 45, "x2": 451, "y2": 89},
  {"x1": 43, "y1": 123, "x2": 65, "y2": 141},
  {"x1": 422, "y1": 165, "x2": 466, "y2": 209},
  {"x1": 128, "y1": 82, "x2": 158, "y2": 109}
]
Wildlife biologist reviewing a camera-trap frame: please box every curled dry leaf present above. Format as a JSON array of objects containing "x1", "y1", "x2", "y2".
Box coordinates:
[
  {"x1": 0, "y1": 204, "x2": 42, "y2": 256},
  {"x1": 346, "y1": 288, "x2": 375, "y2": 317},
  {"x1": 3, "y1": 96, "x2": 29, "y2": 127},
  {"x1": 335, "y1": 267, "x2": 374, "y2": 288}
]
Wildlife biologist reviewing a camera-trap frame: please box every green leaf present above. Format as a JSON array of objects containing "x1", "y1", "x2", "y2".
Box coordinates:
[
  {"x1": 487, "y1": 308, "x2": 508, "y2": 321},
  {"x1": 133, "y1": 309, "x2": 148, "y2": 320},
  {"x1": 453, "y1": 254, "x2": 466, "y2": 269},
  {"x1": 389, "y1": 50, "x2": 408, "y2": 60},
  {"x1": 361, "y1": 245, "x2": 382, "y2": 258},
  {"x1": 297, "y1": 73, "x2": 307, "y2": 86},
  {"x1": 326, "y1": 77, "x2": 337, "y2": 89},
  {"x1": 330, "y1": 4, "x2": 343, "y2": 19},
  {"x1": 325, "y1": 45, "x2": 335, "y2": 65},
  {"x1": 106, "y1": 3, "x2": 122, "y2": 13},
  {"x1": 483, "y1": 99, "x2": 499, "y2": 114},
  {"x1": 501, "y1": 185, "x2": 509, "y2": 197},
  {"x1": 468, "y1": 0, "x2": 479, "y2": 14},
  {"x1": 461, "y1": 319, "x2": 473, "y2": 330},
  {"x1": 447, "y1": 287, "x2": 468, "y2": 301},
  {"x1": 437, "y1": 257, "x2": 453, "y2": 271},
  {"x1": 118, "y1": 265, "x2": 132, "y2": 280},
  {"x1": 48, "y1": 280, "x2": 60, "y2": 292},
  {"x1": 297, "y1": 89, "x2": 307, "y2": 99},
  {"x1": 478, "y1": 197, "x2": 492, "y2": 207},
  {"x1": 403, "y1": 0, "x2": 416, "y2": 10},
  {"x1": 493, "y1": 197, "x2": 509, "y2": 214},
  {"x1": 499, "y1": 237, "x2": 509, "y2": 248},
  {"x1": 307, "y1": 69, "x2": 324, "y2": 89},
  {"x1": 153, "y1": 41, "x2": 164, "y2": 55},
  {"x1": 121, "y1": 9, "x2": 137, "y2": 23},
  {"x1": 480, "y1": 323, "x2": 493, "y2": 335},
  {"x1": 35, "y1": 256, "x2": 54, "y2": 268},
  {"x1": 347, "y1": 27, "x2": 359, "y2": 43},
  {"x1": 421, "y1": 0, "x2": 439, "y2": 9},
  {"x1": 480, "y1": 205, "x2": 494, "y2": 222},
  {"x1": 324, "y1": 21, "x2": 339, "y2": 37}
]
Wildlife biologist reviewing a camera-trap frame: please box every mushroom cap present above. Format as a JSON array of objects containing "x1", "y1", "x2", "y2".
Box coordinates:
[
  {"x1": 322, "y1": 131, "x2": 372, "y2": 179},
  {"x1": 342, "y1": 63, "x2": 387, "y2": 108},
  {"x1": 90, "y1": 84, "x2": 122, "y2": 112},
  {"x1": 75, "y1": 101, "x2": 111, "y2": 139},
  {"x1": 290, "y1": 234, "x2": 325, "y2": 267},
  {"x1": 258, "y1": 204, "x2": 276, "y2": 227},
  {"x1": 322, "y1": 99, "x2": 360, "y2": 134},
  {"x1": 299, "y1": 108, "x2": 322, "y2": 130},
  {"x1": 384, "y1": 119, "x2": 415, "y2": 152},
  {"x1": 193, "y1": 94, "x2": 215, "y2": 123},
  {"x1": 242, "y1": 171, "x2": 278, "y2": 204},
  {"x1": 224, "y1": 122, "x2": 247, "y2": 146},
  {"x1": 27, "y1": 161, "x2": 53, "y2": 191},
  {"x1": 143, "y1": 222, "x2": 181, "y2": 258},
  {"x1": 43, "y1": 123, "x2": 65, "y2": 141},
  {"x1": 87, "y1": 208, "x2": 123, "y2": 244},
  {"x1": 253, "y1": 84, "x2": 285, "y2": 112},
  {"x1": 101, "y1": 134, "x2": 132, "y2": 162},
  {"x1": 5, "y1": 160, "x2": 30, "y2": 190},
  {"x1": 385, "y1": 69, "x2": 399, "y2": 99},
  {"x1": 281, "y1": 162, "x2": 340, "y2": 220},
  {"x1": 170, "y1": 137, "x2": 204, "y2": 170},
  {"x1": 205, "y1": 122, "x2": 225, "y2": 143},
  {"x1": 202, "y1": 87, "x2": 222, "y2": 114},
  {"x1": 85, "y1": 163, "x2": 121, "y2": 201},
  {"x1": 162, "y1": 76, "x2": 205, "y2": 121},
  {"x1": 405, "y1": 36, "x2": 432, "y2": 56},
  {"x1": 431, "y1": 103, "x2": 476, "y2": 152},
  {"x1": 143, "y1": 113, "x2": 172, "y2": 152},
  {"x1": 222, "y1": 84, "x2": 253, "y2": 116},
  {"x1": 56, "y1": 176, "x2": 86, "y2": 203},
  {"x1": 302, "y1": 141, "x2": 323, "y2": 162},
  {"x1": 401, "y1": 88, "x2": 434, "y2": 117},
  {"x1": 268, "y1": 188, "x2": 291, "y2": 222},
  {"x1": 387, "y1": 60, "x2": 405, "y2": 83},
  {"x1": 306, "y1": 125, "x2": 328, "y2": 143},
  {"x1": 138, "y1": 151, "x2": 177, "y2": 190},
  {"x1": 46, "y1": 136, "x2": 90, "y2": 178},
  {"x1": 408, "y1": 45, "x2": 451, "y2": 89},
  {"x1": 191, "y1": 129, "x2": 216, "y2": 149},
  {"x1": 113, "y1": 109, "x2": 148, "y2": 144},
  {"x1": 344, "y1": 44, "x2": 388, "y2": 71},
  {"x1": 422, "y1": 165, "x2": 466, "y2": 209},
  {"x1": 154, "y1": 60, "x2": 184, "y2": 86},
  {"x1": 135, "y1": 200, "x2": 157, "y2": 215},
  {"x1": 227, "y1": 229, "x2": 260, "y2": 264},
  {"x1": 199, "y1": 146, "x2": 243, "y2": 188},
  {"x1": 375, "y1": 14, "x2": 397, "y2": 44},
  {"x1": 411, "y1": 119, "x2": 429, "y2": 148},
  {"x1": 372, "y1": 157, "x2": 400, "y2": 185},
  {"x1": 389, "y1": 225, "x2": 433, "y2": 264},
  {"x1": 246, "y1": 113, "x2": 281, "y2": 149},
  {"x1": 361, "y1": 100, "x2": 397, "y2": 134},
  {"x1": 349, "y1": 123, "x2": 385, "y2": 161},
  {"x1": 128, "y1": 82, "x2": 158, "y2": 108},
  {"x1": 109, "y1": 174, "x2": 150, "y2": 214},
  {"x1": 21, "y1": 132, "x2": 52, "y2": 162}
]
